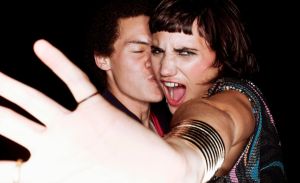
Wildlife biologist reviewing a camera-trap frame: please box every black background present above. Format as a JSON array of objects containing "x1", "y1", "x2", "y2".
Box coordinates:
[{"x1": 0, "y1": 1, "x2": 295, "y2": 181}]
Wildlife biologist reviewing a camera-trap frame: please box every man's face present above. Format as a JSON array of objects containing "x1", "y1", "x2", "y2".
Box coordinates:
[{"x1": 101, "y1": 15, "x2": 163, "y2": 104}]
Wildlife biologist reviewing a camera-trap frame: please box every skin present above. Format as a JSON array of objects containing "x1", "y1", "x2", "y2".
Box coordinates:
[
  {"x1": 0, "y1": 40, "x2": 183, "y2": 183},
  {"x1": 151, "y1": 21, "x2": 219, "y2": 114},
  {"x1": 94, "y1": 15, "x2": 163, "y2": 126},
  {"x1": 151, "y1": 20, "x2": 255, "y2": 175}
]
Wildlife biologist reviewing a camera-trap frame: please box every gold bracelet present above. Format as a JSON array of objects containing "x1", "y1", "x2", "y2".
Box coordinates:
[
  {"x1": 13, "y1": 159, "x2": 23, "y2": 183},
  {"x1": 167, "y1": 120, "x2": 225, "y2": 182}
]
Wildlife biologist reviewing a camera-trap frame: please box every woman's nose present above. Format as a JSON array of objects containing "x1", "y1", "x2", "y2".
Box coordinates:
[{"x1": 160, "y1": 56, "x2": 177, "y2": 77}]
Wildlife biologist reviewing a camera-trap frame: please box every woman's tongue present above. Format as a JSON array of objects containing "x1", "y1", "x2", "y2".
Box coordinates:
[{"x1": 166, "y1": 86, "x2": 185, "y2": 106}]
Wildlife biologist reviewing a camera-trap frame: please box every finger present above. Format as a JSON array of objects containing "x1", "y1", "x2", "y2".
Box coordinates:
[
  {"x1": 0, "y1": 160, "x2": 20, "y2": 182},
  {"x1": 0, "y1": 106, "x2": 44, "y2": 150},
  {"x1": 0, "y1": 72, "x2": 69, "y2": 126},
  {"x1": 33, "y1": 39, "x2": 98, "y2": 103}
]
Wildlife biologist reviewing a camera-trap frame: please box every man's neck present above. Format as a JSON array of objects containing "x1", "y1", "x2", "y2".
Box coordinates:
[
  {"x1": 117, "y1": 96, "x2": 151, "y2": 127},
  {"x1": 107, "y1": 89, "x2": 151, "y2": 127},
  {"x1": 139, "y1": 108, "x2": 151, "y2": 128}
]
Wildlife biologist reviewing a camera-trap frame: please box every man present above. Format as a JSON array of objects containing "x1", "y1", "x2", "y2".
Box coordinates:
[
  {"x1": 0, "y1": 0, "x2": 169, "y2": 161},
  {"x1": 0, "y1": 1, "x2": 171, "y2": 180},
  {"x1": 84, "y1": 0, "x2": 170, "y2": 135}
]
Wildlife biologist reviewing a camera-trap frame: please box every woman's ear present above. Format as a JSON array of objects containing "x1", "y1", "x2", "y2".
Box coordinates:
[{"x1": 94, "y1": 55, "x2": 111, "y2": 70}]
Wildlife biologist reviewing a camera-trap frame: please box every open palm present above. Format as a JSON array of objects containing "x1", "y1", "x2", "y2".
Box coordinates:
[{"x1": 0, "y1": 40, "x2": 177, "y2": 183}]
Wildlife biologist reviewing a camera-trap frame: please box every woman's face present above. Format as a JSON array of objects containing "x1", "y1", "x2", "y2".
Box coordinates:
[{"x1": 151, "y1": 21, "x2": 219, "y2": 114}]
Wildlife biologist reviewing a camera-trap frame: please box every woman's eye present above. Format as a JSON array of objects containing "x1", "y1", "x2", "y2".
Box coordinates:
[
  {"x1": 151, "y1": 47, "x2": 163, "y2": 55},
  {"x1": 178, "y1": 51, "x2": 195, "y2": 56}
]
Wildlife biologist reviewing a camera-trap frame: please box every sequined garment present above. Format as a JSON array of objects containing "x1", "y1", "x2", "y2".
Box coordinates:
[{"x1": 207, "y1": 78, "x2": 286, "y2": 183}]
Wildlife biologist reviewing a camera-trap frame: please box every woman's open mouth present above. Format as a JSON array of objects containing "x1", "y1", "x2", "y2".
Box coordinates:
[{"x1": 162, "y1": 81, "x2": 186, "y2": 107}]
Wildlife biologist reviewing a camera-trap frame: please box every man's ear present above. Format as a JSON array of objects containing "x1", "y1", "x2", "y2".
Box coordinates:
[{"x1": 94, "y1": 55, "x2": 111, "y2": 70}]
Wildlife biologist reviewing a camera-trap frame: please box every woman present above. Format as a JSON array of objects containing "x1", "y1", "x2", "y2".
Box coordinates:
[
  {"x1": 0, "y1": 0, "x2": 285, "y2": 182},
  {"x1": 149, "y1": 0, "x2": 285, "y2": 182}
]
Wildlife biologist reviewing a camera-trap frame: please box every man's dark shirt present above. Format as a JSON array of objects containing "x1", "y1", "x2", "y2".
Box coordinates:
[{"x1": 101, "y1": 89, "x2": 170, "y2": 134}]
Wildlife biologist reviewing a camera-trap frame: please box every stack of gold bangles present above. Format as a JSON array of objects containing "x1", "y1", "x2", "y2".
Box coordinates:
[{"x1": 167, "y1": 119, "x2": 225, "y2": 182}]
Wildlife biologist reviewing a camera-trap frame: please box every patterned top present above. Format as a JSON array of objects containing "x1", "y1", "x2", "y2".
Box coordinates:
[{"x1": 207, "y1": 78, "x2": 286, "y2": 183}]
